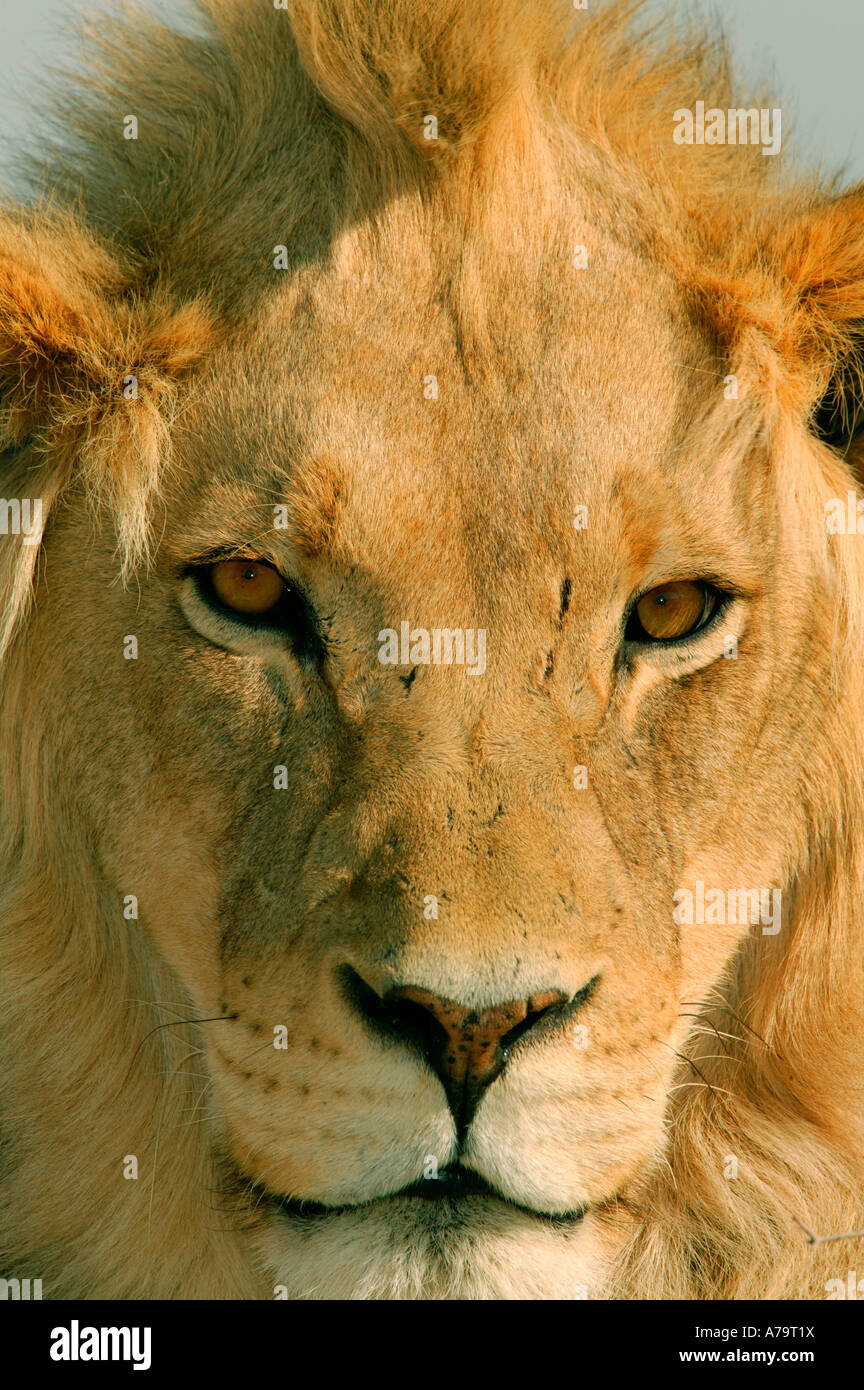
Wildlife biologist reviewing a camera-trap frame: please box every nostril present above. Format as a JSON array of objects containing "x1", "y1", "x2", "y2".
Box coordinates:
[
  {"x1": 341, "y1": 966, "x2": 598, "y2": 1132},
  {"x1": 381, "y1": 991, "x2": 452, "y2": 1057},
  {"x1": 340, "y1": 966, "x2": 449, "y2": 1053},
  {"x1": 498, "y1": 990, "x2": 568, "y2": 1052},
  {"x1": 340, "y1": 966, "x2": 391, "y2": 1030}
]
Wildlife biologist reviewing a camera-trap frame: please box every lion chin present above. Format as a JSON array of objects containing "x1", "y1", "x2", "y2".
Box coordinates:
[
  {"x1": 255, "y1": 1184, "x2": 609, "y2": 1302},
  {"x1": 2, "y1": 0, "x2": 864, "y2": 1303}
]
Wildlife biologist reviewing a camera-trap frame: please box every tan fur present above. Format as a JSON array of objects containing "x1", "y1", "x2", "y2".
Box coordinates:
[{"x1": 1, "y1": 0, "x2": 863, "y2": 1299}]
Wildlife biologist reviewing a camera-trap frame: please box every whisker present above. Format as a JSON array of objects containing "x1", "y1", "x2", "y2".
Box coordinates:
[
  {"x1": 667, "y1": 1082, "x2": 737, "y2": 1098},
  {"x1": 679, "y1": 1001, "x2": 777, "y2": 1057},
  {"x1": 123, "y1": 1015, "x2": 237, "y2": 1086},
  {"x1": 661, "y1": 1041, "x2": 728, "y2": 1100},
  {"x1": 682, "y1": 1021, "x2": 747, "y2": 1048}
]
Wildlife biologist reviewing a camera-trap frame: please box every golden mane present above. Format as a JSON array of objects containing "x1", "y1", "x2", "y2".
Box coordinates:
[
  {"x1": 18, "y1": 1, "x2": 803, "y2": 295},
  {"x1": 9, "y1": 0, "x2": 858, "y2": 519}
]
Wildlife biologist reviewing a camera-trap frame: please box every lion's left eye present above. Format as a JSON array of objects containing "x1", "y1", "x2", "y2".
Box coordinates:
[
  {"x1": 207, "y1": 558, "x2": 286, "y2": 616},
  {"x1": 626, "y1": 580, "x2": 720, "y2": 643}
]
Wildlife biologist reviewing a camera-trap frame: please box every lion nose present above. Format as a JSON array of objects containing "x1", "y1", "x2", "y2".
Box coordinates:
[{"x1": 381, "y1": 983, "x2": 569, "y2": 1129}]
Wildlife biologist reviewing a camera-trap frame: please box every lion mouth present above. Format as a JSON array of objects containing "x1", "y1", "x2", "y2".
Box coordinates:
[{"x1": 259, "y1": 1164, "x2": 588, "y2": 1228}]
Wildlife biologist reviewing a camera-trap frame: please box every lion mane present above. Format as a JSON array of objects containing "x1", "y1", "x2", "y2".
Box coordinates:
[{"x1": 1, "y1": 0, "x2": 863, "y2": 1300}]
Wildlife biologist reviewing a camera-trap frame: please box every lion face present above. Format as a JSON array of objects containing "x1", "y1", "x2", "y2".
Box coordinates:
[
  {"x1": 16, "y1": 200, "x2": 837, "y2": 1298},
  {"x1": 4, "y1": 0, "x2": 864, "y2": 1304}
]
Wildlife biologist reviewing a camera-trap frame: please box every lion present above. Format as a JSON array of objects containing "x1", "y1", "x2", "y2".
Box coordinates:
[{"x1": 0, "y1": 0, "x2": 863, "y2": 1301}]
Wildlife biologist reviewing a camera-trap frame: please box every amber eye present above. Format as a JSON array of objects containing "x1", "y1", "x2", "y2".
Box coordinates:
[
  {"x1": 628, "y1": 580, "x2": 717, "y2": 643},
  {"x1": 209, "y1": 558, "x2": 286, "y2": 615}
]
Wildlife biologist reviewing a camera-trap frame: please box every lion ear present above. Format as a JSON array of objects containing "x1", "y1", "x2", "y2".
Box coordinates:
[
  {"x1": 0, "y1": 212, "x2": 131, "y2": 445},
  {"x1": 768, "y1": 187, "x2": 864, "y2": 456},
  {"x1": 0, "y1": 210, "x2": 217, "y2": 657}
]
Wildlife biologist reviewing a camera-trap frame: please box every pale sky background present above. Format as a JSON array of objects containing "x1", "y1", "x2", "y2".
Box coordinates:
[{"x1": 0, "y1": 0, "x2": 861, "y2": 188}]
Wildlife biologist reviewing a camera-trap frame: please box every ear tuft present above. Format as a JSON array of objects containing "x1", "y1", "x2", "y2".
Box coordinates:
[
  {"x1": 139, "y1": 300, "x2": 221, "y2": 377},
  {"x1": 0, "y1": 209, "x2": 218, "y2": 658},
  {"x1": 0, "y1": 211, "x2": 128, "y2": 444},
  {"x1": 770, "y1": 187, "x2": 864, "y2": 452}
]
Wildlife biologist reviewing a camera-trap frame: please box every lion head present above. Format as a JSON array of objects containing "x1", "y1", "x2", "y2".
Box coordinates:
[{"x1": 1, "y1": 0, "x2": 863, "y2": 1300}]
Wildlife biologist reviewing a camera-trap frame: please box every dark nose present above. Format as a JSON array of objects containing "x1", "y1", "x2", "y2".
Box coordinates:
[{"x1": 349, "y1": 972, "x2": 570, "y2": 1129}]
